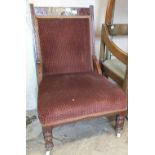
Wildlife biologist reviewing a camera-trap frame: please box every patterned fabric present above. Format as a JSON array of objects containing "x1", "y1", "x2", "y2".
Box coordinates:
[
  {"x1": 38, "y1": 18, "x2": 93, "y2": 76},
  {"x1": 38, "y1": 72, "x2": 127, "y2": 126}
]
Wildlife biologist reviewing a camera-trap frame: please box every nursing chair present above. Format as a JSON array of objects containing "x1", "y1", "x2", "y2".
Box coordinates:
[{"x1": 30, "y1": 4, "x2": 127, "y2": 154}]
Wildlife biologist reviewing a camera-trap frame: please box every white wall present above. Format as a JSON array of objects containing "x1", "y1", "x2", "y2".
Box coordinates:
[
  {"x1": 26, "y1": 0, "x2": 128, "y2": 110},
  {"x1": 113, "y1": 0, "x2": 128, "y2": 24},
  {"x1": 26, "y1": 2, "x2": 38, "y2": 110}
]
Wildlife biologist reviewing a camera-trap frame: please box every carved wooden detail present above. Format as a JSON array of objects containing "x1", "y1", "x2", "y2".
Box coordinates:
[
  {"x1": 34, "y1": 7, "x2": 91, "y2": 17},
  {"x1": 42, "y1": 126, "x2": 54, "y2": 151}
]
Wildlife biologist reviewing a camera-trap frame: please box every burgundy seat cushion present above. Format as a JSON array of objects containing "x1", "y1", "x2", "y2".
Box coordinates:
[{"x1": 38, "y1": 72, "x2": 127, "y2": 126}]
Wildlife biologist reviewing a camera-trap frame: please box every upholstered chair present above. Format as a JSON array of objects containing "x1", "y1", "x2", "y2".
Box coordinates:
[{"x1": 30, "y1": 4, "x2": 127, "y2": 154}]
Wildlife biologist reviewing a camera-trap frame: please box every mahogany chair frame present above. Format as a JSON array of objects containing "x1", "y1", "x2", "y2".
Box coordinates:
[{"x1": 30, "y1": 4, "x2": 126, "y2": 154}]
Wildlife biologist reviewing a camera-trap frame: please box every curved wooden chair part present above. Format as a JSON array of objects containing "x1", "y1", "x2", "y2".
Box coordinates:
[
  {"x1": 105, "y1": 0, "x2": 116, "y2": 25},
  {"x1": 30, "y1": 4, "x2": 127, "y2": 153},
  {"x1": 100, "y1": 24, "x2": 128, "y2": 94}
]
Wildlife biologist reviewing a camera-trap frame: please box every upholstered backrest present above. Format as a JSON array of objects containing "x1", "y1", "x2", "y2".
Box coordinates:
[{"x1": 32, "y1": 6, "x2": 94, "y2": 76}]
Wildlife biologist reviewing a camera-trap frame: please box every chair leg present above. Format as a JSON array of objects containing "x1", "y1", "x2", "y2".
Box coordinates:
[
  {"x1": 115, "y1": 112, "x2": 125, "y2": 138},
  {"x1": 42, "y1": 126, "x2": 54, "y2": 152}
]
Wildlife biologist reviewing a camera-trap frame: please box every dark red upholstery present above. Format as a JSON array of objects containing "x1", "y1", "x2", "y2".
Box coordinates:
[
  {"x1": 38, "y1": 18, "x2": 93, "y2": 76},
  {"x1": 38, "y1": 72, "x2": 127, "y2": 126}
]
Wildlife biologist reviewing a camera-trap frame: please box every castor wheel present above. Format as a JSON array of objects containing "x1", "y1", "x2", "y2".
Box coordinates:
[
  {"x1": 46, "y1": 151, "x2": 52, "y2": 155},
  {"x1": 116, "y1": 132, "x2": 121, "y2": 138}
]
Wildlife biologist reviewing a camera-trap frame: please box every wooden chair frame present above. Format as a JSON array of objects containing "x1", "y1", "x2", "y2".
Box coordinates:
[
  {"x1": 105, "y1": 0, "x2": 116, "y2": 25},
  {"x1": 100, "y1": 0, "x2": 128, "y2": 94},
  {"x1": 100, "y1": 24, "x2": 128, "y2": 93}
]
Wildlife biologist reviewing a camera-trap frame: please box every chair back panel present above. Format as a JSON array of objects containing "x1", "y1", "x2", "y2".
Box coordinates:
[{"x1": 38, "y1": 17, "x2": 92, "y2": 75}]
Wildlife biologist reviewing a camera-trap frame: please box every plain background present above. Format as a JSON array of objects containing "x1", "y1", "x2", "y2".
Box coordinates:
[{"x1": 0, "y1": 0, "x2": 155, "y2": 155}]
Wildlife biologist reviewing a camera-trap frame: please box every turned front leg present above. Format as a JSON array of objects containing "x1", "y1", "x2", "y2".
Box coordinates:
[
  {"x1": 115, "y1": 112, "x2": 125, "y2": 137},
  {"x1": 42, "y1": 126, "x2": 54, "y2": 151}
]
